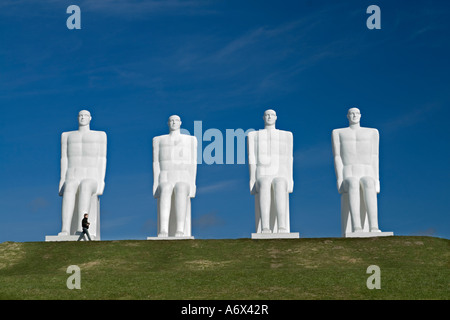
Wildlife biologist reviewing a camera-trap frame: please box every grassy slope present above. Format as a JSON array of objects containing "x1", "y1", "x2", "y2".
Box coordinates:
[{"x1": 0, "y1": 236, "x2": 448, "y2": 300}]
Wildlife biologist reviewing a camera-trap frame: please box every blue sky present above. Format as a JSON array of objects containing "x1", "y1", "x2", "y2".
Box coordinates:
[{"x1": 0, "y1": 0, "x2": 449, "y2": 242}]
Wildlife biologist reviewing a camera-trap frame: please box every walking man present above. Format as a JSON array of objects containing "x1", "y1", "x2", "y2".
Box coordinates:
[{"x1": 77, "y1": 213, "x2": 92, "y2": 241}]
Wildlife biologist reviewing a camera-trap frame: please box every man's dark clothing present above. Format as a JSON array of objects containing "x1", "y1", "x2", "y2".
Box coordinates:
[
  {"x1": 78, "y1": 217, "x2": 92, "y2": 241},
  {"x1": 82, "y1": 217, "x2": 90, "y2": 229}
]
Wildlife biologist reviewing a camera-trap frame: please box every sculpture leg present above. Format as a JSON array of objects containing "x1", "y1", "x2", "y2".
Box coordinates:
[
  {"x1": 273, "y1": 177, "x2": 288, "y2": 233},
  {"x1": 344, "y1": 177, "x2": 363, "y2": 232},
  {"x1": 361, "y1": 177, "x2": 380, "y2": 232},
  {"x1": 174, "y1": 182, "x2": 190, "y2": 237},
  {"x1": 77, "y1": 179, "x2": 98, "y2": 232},
  {"x1": 78, "y1": 179, "x2": 98, "y2": 213},
  {"x1": 60, "y1": 180, "x2": 79, "y2": 235},
  {"x1": 256, "y1": 177, "x2": 272, "y2": 233},
  {"x1": 158, "y1": 183, "x2": 173, "y2": 237}
]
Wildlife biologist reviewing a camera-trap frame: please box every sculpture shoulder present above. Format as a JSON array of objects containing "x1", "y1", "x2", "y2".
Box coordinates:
[
  {"x1": 61, "y1": 131, "x2": 76, "y2": 142},
  {"x1": 251, "y1": 129, "x2": 292, "y2": 136},
  {"x1": 187, "y1": 134, "x2": 198, "y2": 145},
  {"x1": 272, "y1": 129, "x2": 293, "y2": 142},
  {"x1": 278, "y1": 129, "x2": 293, "y2": 139},
  {"x1": 180, "y1": 134, "x2": 197, "y2": 149},
  {"x1": 182, "y1": 133, "x2": 197, "y2": 141},
  {"x1": 366, "y1": 127, "x2": 379, "y2": 134},
  {"x1": 85, "y1": 130, "x2": 107, "y2": 144},
  {"x1": 332, "y1": 127, "x2": 379, "y2": 139},
  {"x1": 359, "y1": 127, "x2": 379, "y2": 138},
  {"x1": 332, "y1": 127, "x2": 350, "y2": 140},
  {"x1": 332, "y1": 128, "x2": 346, "y2": 135},
  {"x1": 62, "y1": 130, "x2": 106, "y2": 137},
  {"x1": 94, "y1": 130, "x2": 107, "y2": 136},
  {"x1": 153, "y1": 134, "x2": 168, "y2": 144},
  {"x1": 247, "y1": 130, "x2": 257, "y2": 139},
  {"x1": 93, "y1": 130, "x2": 107, "y2": 140},
  {"x1": 153, "y1": 134, "x2": 196, "y2": 144},
  {"x1": 61, "y1": 130, "x2": 77, "y2": 136}
]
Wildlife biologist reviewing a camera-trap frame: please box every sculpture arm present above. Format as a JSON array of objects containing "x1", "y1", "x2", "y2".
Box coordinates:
[
  {"x1": 247, "y1": 132, "x2": 257, "y2": 194},
  {"x1": 189, "y1": 136, "x2": 198, "y2": 198},
  {"x1": 288, "y1": 132, "x2": 294, "y2": 193},
  {"x1": 372, "y1": 129, "x2": 380, "y2": 193},
  {"x1": 152, "y1": 137, "x2": 160, "y2": 198},
  {"x1": 332, "y1": 130, "x2": 344, "y2": 193},
  {"x1": 97, "y1": 132, "x2": 107, "y2": 195},
  {"x1": 59, "y1": 133, "x2": 68, "y2": 196}
]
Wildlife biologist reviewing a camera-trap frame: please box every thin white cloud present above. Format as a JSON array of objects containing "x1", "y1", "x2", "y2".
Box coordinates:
[
  {"x1": 101, "y1": 214, "x2": 138, "y2": 231},
  {"x1": 28, "y1": 197, "x2": 50, "y2": 212},
  {"x1": 0, "y1": 0, "x2": 215, "y2": 17},
  {"x1": 214, "y1": 27, "x2": 266, "y2": 60},
  {"x1": 81, "y1": 0, "x2": 215, "y2": 17},
  {"x1": 193, "y1": 211, "x2": 225, "y2": 229},
  {"x1": 197, "y1": 179, "x2": 239, "y2": 194},
  {"x1": 380, "y1": 103, "x2": 443, "y2": 133},
  {"x1": 211, "y1": 17, "x2": 321, "y2": 63},
  {"x1": 410, "y1": 227, "x2": 436, "y2": 236},
  {"x1": 294, "y1": 143, "x2": 332, "y2": 169}
]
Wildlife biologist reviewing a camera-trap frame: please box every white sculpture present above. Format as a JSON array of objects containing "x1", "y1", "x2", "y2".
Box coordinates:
[
  {"x1": 149, "y1": 115, "x2": 197, "y2": 239},
  {"x1": 46, "y1": 110, "x2": 107, "y2": 241},
  {"x1": 248, "y1": 109, "x2": 299, "y2": 239},
  {"x1": 332, "y1": 107, "x2": 393, "y2": 238}
]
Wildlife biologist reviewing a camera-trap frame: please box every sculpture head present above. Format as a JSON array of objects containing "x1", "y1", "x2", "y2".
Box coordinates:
[
  {"x1": 347, "y1": 107, "x2": 361, "y2": 125},
  {"x1": 168, "y1": 115, "x2": 182, "y2": 132},
  {"x1": 78, "y1": 110, "x2": 92, "y2": 127},
  {"x1": 263, "y1": 109, "x2": 277, "y2": 127}
]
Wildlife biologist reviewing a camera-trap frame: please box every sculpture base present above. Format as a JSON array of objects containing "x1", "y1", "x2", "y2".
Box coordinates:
[
  {"x1": 45, "y1": 232, "x2": 99, "y2": 242},
  {"x1": 147, "y1": 236, "x2": 195, "y2": 240},
  {"x1": 251, "y1": 232, "x2": 299, "y2": 239},
  {"x1": 344, "y1": 231, "x2": 394, "y2": 238}
]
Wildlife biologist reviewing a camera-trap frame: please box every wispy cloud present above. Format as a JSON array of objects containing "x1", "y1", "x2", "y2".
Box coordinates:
[
  {"x1": 410, "y1": 227, "x2": 436, "y2": 236},
  {"x1": 380, "y1": 103, "x2": 443, "y2": 133},
  {"x1": 294, "y1": 143, "x2": 333, "y2": 169},
  {"x1": 102, "y1": 214, "x2": 138, "y2": 231},
  {"x1": 140, "y1": 218, "x2": 157, "y2": 233},
  {"x1": 0, "y1": 0, "x2": 215, "y2": 18},
  {"x1": 81, "y1": 0, "x2": 215, "y2": 17},
  {"x1": 193, "y1": 211, "x2": 225, "y2": 229},
  {"x1": 197, "y1": 179, "x2": 239, "y2": 194},
  {"x1": 28, "y1": 197, "x2": 50, "y2": 213},
  {"x1": 159, "y1": 14, "x2": 350, "y2": 104},
  {"x1": 212, "y1": 16, "x2": 325, "y2": 62},
  {"x1": 393, "y1": 5, "x2": 450, "y2": 45},
  {"x1": 213, "y1": 27, "x2": 267, "y2": 60}
]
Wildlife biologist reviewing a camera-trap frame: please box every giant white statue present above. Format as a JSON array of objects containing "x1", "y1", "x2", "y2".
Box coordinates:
[
  {"x1": 332, "y1": 107, "x2": 393, "y2": 238},
  {"x1": 46, "y1": 110, "x2": 107, "y2": 241},
  {"x1": 148, "y1": 115, "x2": 197, "y2": 240},
  {"x1": 247, "y1": 109, "x2": 299, "y2": 239}
]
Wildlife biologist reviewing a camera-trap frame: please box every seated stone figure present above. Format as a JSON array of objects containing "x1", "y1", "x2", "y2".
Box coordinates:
[
  {"x1": 46, "y1": 110, "x2": 106, "y2": 242},
  {"x1": 152, "y1": 115, "x2": 197, "y2": 238},
  {"x1": 332, "y1": 107, "x2": 393, "y2": 237},
  {"x1": 248, "y1": 109, "x2": 298, "y2": 238}
]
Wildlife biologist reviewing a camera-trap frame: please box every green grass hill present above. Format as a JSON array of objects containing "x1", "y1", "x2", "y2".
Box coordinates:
[{"x1": 0, "y1": 236, "x2": 448, "y2": 300}]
